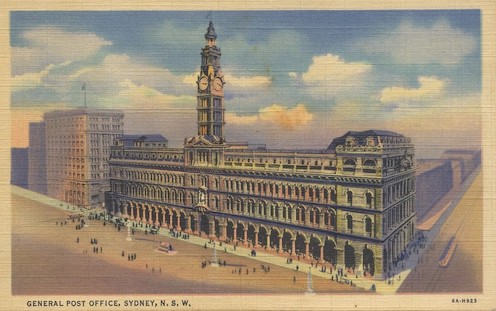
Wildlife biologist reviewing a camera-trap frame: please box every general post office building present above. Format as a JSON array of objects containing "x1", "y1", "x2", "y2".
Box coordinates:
[{"x1": 107, "y1": 22, "x2": 416, "y2": 279}]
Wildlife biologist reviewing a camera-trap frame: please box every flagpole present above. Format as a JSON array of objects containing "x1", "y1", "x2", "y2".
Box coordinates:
[{"x1": 82, "y1": 83, "x2": 87, "y2": 108}]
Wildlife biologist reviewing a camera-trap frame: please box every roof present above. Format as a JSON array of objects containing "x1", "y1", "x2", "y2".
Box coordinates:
[
  {"x1": 44, "y1": 108, "x2": 124, "y2": 118},
  {"x1": 120, "y1": 134, "x2": 168, "y2": 147},
  {"x1": 205, "y1": 21, "x2": 217, "y2": 39},
  {"x1": 326, "y1": 129, "x2": 404, "y2": 151}
]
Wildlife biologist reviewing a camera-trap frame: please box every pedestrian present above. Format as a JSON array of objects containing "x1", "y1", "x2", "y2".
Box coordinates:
[
  {"x1": 76, "y1": 237, "x2": 79, "y2": 243},
  {"x1": 122, "y1": 251, "x2": 125, "y2": 257},
  {"x1": 296, "y1": 265, "x2": 299, "y2": 271}
]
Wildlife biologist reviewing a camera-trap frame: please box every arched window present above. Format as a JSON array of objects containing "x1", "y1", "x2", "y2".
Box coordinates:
[
  {"x1": 347, "y1": 214, "x2": 353, "y2": 232},
  {"x1": 330, "y1": 211, "x2": 336, "y2": 228},
  {"x1": 366, "y1": 192, "x2": 373, "y2": 206},
  {"x1": 347, "y1": 190, "x2": 353, "y2": 205},
  {"x1": 365, "y1": 217, "x2": 372, "y2": 234},
  {"x1": 331, "y1": 189, "x2": 337, "y2": 202}
]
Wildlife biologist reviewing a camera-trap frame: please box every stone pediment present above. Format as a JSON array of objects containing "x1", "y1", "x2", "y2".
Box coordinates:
[{"x1": 184, "y1": 135, "x2": 223, "y2": 147}]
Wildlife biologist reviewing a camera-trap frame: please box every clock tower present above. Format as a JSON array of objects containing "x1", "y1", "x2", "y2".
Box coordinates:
[
  {"x1": 184, "y1": 21, "x2": 226, "y2": 168},
  {"x1": 196, "y1": 21, "x2": 225, "y2": 139}
]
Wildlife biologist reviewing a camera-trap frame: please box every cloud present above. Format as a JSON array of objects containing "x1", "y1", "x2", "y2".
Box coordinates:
[
  {"x1": 12, "y1": 26, "x2": 112, "y2": 75},
  {"x1": 225, "y1": 112, "x2": 258, "y2": 125},
  {"x1": 358, "y1": 19, "x2": 477, "y2": 65},
  {"x1": 70, "y1": 54, "x2": 177, "y2": 91},
  {"x1": 115, "y1": 79, "x2": 195, "y2": 109},
  {"x1": 259, "y1": 104, "x2": 313, "y2": 130},
  {"x1": 297, "y1": 53, "x2": 372, "y2": 99},
  {"x1": 226, "y1": 103, "x2": 313, "y2": 130},
  {"x1": 379, "y1": 76, "x2": 447, "y2": 105},
  {"x1": 302, "y1": 54, "x2": 372, "y2": 84},
  {"x1": 223, "y1": 74, "x2": 272, "y2": 88}
]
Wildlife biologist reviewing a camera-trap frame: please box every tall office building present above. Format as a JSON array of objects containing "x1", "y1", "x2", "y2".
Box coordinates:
[
  {"x1": 28, "y1": 121, "x2": 47, "y2": 194},
  {"x1": 45, "y1": 109, "x2": 124, "y2": 208},
  {"x1": 106, "y1": 22, "x2": 415, "y2": 279},
  {"x1": 11, "y1": 148, "x2": 29, "y2": 188}
]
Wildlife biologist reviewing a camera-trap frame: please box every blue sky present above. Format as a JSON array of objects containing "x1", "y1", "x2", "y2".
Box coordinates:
[{"x1": 10, "y1": 10, "x2": 481, "y2": 158}]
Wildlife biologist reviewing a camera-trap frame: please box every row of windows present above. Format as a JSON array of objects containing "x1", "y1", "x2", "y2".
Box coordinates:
[
  {"x1": 383, "y1": 198, "x2": 414, "y2": 234},
  {"x1": 112, "y1": 182, "x2": 375, "y2": 236},
  {"x1": 112, "y1": 169, "x2": 378, "y2": 209},
  {"x1": 382, "y1": 178, "x2": 415, "y2": 208},
  {"x1": 225, "y1": 156, "x2": 335, "y2": 166},
  {"x1": 91, "y1": 173, "x2": 109, "y2": 179},
  {"x1": 114, "y1": 169, "x2": 185, "y2": 186}
]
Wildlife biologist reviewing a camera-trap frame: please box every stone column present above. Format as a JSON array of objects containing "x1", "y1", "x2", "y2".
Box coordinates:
[
  {"x1": 277, "y1": 206, "x2": 283, "y2": 220},
  {"x1": 243, "y1": 228, "x2": 248, "y2": 245},
  {"x1": 278, "y1": 235, "x2": 283, "y2": 251},
  {"x1": 161, "y1": 210, "x2": 167, "y2": 227},
  {"x1": 175, "y1": 214, "x2": 181, "y2": 231},
  {"x1": 243, "y1": 201, "x2": 248, "y2": 215},
  {"x1": 130, "y1": 204, "x2": 135, "y2": 220},
  {"x1": 169, "y1": 213, "x2": 174, "y2": 229},
  {"x1": 148, "y1": 207, "x2": 154, "y2": 224},
  {"x1": 141, "y1": 207, "x2": 147, "y2": 223},
  {"x1": 154, "y1": 209, "x2": 160, "y2": 226},
  {"x1": 117, "y1": 203, "x2": 123, "y2": 216},
  {"x1": 220, "y1": 223, "x2": 227, "y2": 240},
  {"x1": 319, "y1": 245, "x2": 324, "y2": 262},
  {"x1": 336, "y1": 248, "x2": 344, "y2": 267},
  {"x1": 290, "y1": 209, "x2": 296, "y2": 224},
  {"x1": 305, "y1": 241, "x2": 309, "y2": 258},
  {"x1": 304, "y1": 211, "x2": 310, "y2": 226},
  {"x1": 233, "y1": 225, "x2": 237, "y2": 242},
  {"x1": 254, "y1": 230, "x2": 259, "y2": 248},
  {"x1": 318, "y1": 212, "x2": 324, "y2": 229},
  {"x1": 355, "y1": 251, "x2": 363, "y2": 272},
  {"x1": 266, "y1": 235, "x2": 270, "y2": 249},
  {"x1": 186, "y1": 216, "x2": 192, "y2": 233},
  {"x1": 111, "y1": 201, "x2": 116, "y2": 215},
  {"x1": 209, "y1": 220, "x2": 215, "y2": 238},
  {"x1": 135, "y1": 205, "x2": 141, "y2": 222},
  {"x1": 192, "y1": 217, "x2": 198, "y2": 234},
  {"x1": 291, "y1": 239, "x2": 296, "y2": 256}
]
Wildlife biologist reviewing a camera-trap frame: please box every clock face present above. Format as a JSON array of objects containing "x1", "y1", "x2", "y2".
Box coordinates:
[
  {"x1": 213, "y1": 77, "x2": 223, "y2": 91},
  {"x1": 199, "y1": 77, "x2": 208, "y2": 91},
  {"x1": 401, "y1": 157, "x2": 411, "y2": 169}
]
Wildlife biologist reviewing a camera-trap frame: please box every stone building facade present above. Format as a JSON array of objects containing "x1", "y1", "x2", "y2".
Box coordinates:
[
  {"x1": 106, "y1": 22, "x2": 415, "y2": 279},
  {"x1": 45, "y1": 109, "x2": 124, "y2": 207}
]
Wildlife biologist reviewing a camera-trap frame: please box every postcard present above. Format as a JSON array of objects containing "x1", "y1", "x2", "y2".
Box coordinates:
[{"x1": 1, "y1": 1, "x2": 495, "y2": 310}]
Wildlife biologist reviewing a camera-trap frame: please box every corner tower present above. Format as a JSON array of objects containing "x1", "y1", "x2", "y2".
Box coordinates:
[{"x1": 196, "y1": 21, "x2": 225, "y2": 139}]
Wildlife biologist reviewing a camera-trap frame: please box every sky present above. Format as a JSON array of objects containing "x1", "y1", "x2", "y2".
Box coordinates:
[{"x1": 10, "y1": 10, "x2": 481, "y2": 158}]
